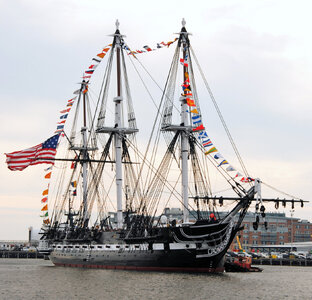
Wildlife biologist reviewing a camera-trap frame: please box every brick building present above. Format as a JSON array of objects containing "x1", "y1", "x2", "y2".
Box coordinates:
[{"x1": 238, "y1": 212, "x2": 312, "y2": 249}]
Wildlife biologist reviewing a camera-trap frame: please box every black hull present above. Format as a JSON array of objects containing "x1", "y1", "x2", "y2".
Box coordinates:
[
  {"x1": 50, "y1": 247, "x2": 226, "y2": 273},
  {"x1": 46, "y1": 221, "x2": 238, "y2": 273},
  {"x1": 53, "y1": 263, "x2": 225, "y2": 273},
  {"x1": 37, "y1": 215, "x2": 248, "y2": 274}
]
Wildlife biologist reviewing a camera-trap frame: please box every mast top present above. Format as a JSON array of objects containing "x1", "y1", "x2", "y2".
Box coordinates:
[
  {"x1": 108, "y1": 19, "x2": 125, "y2": 39},
  {"x1": 175, "y1": 18, "x2": 191, "y2": 37}
]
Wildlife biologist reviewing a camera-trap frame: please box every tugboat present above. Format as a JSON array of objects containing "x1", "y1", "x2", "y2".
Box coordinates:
[{"x1": 225, "y1": 237, "x2": 262, "y2": 272}]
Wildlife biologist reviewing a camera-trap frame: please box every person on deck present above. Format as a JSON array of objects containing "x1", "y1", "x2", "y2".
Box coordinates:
[{"x1": 209, "y1": 213, "x2": 217, "y2": 223}]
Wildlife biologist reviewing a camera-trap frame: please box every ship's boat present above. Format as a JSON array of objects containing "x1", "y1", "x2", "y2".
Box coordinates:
[{"x1": 6, "y1": 20, "x2": 306, "y2": 273}]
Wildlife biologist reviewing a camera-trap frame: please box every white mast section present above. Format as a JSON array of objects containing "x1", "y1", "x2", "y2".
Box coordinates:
[
  {"x1": 81, "y1": 81, "x2": 89, "y2": 222},
  {"x1": 115, "y1": 94, "x2": 123, "y2": 229},
  {"x1": 161, "y1": 19, "x2": 190, "y2": 223},
  {"x1": 96, "y1": 20, "x2": 138, "y2": 229},
  {"x1": 181, "y1": 94, "x2": 189, "y2": 223},
  {"x1": 115, "y1": 19, "x2": 124, "y2": 229},
  {"x1": 82, "y1": 126, "x2": 88, "y2": 221}
]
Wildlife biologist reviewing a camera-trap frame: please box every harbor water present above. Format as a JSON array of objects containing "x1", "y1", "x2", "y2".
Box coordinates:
[{"x1": 0, "y1": 259, "x2": 311, "y2": 299}]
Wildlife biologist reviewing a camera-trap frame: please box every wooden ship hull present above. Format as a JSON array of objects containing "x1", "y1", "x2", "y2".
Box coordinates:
[{"x1": 45, "y1": 221, "x2": 237, "y2": 272}]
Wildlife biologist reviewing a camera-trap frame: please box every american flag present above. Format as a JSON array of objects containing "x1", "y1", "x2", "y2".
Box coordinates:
[{"x1": 5, "y1": 134, "x2": 60, "y2": 171}]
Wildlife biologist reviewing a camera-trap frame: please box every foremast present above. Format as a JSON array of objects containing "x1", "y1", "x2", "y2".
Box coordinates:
[
  {"x1": 180, "y1": 19, "x2": 190, "y2": 223},
  {"x1": 161, "y1": 19, "x2": 191, "y2": 223},
  {"x1": 69, "y1": 79, "x2": 95, "y2": 226}
]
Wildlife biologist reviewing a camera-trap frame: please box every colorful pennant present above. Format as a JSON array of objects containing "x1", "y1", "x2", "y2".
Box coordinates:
[
  {"x1": 178, "y1": 52, "x2": 255, "y2": 182},
  {"x1": 39, "y1": 44, "x2": 113, "y2": 226},
  {"x1": 83, "y1": 44, "x2": 112, "y2": 80},
  {"x1": 127, "y1": 38, "x2": 178, "y2": 56},
  {"x1": 205, "y1": 147, "x2": 217, "y2": 155},
  {"x1": 226, "y1": 166, "x2": 236, "y2": 172},
  {"x1": 42, "y1": 189, "x2": 48, "y2": 196},
  {"x1": 71, "y1": 181, "x2": 77, "y2": 188},
  {"x1": 218, "y1": 160, "x2": 229, "y2": 167},
  {"x1": 44, "y1": 172, "x2": 51, "y2": 179}
]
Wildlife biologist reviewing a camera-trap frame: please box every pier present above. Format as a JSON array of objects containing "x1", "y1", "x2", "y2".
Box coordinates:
[
  {"x1": 0, "y1": 250, "x2": 44, "y2": 259},
  {"x1": 252, "y1": 258, "x2": 312, "y2": 266}
]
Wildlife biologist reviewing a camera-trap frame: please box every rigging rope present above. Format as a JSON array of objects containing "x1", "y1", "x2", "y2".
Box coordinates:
[
  {"x1": 190, "y1": 46, "x2": 251, "y2": 184},
  {"x1": 261, "y1": 181, "x2": 303, "y2": 200}
]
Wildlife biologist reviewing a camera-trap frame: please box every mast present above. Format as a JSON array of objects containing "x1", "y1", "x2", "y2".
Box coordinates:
[
  {"x1": 159, "y1": 19, "x2": 191, "y2": 223},
  {"x1": 114, "y1": 19, "x2": 123, "y2": 229},
  {"x1": 96, "y1": 20, "x2": 138, "y2": 229},
  {"x1": 81, "y1": 80, "x2": 89, "y2": 223},
  {"x1": 180, "y1": 18, "x2": 189, "y2": 223}
]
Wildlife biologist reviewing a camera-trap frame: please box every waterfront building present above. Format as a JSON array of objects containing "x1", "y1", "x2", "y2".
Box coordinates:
[
  {"x1": 239, "y1": 212, "x2": 312, "y2": 249},
  {"x1": 0, "y1": 241, "x2": 27, "y2": 250}
]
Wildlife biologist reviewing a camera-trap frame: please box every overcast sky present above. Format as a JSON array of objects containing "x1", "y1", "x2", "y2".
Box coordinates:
[{"x1": 0, "y1": 0, "x2": 311, "y2": 240}]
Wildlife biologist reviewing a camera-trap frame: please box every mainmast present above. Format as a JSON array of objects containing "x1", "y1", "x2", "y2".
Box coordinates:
[
  {"x1": 96, "y1": 20, "x2": 138, "y2": 229},
  {"x1": 114, "y1": 19, "x2": 124, "y2": 229},
  {"x1": 180, "y1": 19, "x2": 190, "y2": 223}
]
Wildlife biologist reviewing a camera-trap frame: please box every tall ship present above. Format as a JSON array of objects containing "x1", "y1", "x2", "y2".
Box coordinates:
[{"x1": 6, "y1": 20, "x2": 305, "y2": 272}]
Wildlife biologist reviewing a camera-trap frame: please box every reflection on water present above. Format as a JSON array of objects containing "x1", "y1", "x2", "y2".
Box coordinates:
[{"x1": 0, "y1": 259, "x2": 311, "y2": 299}]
